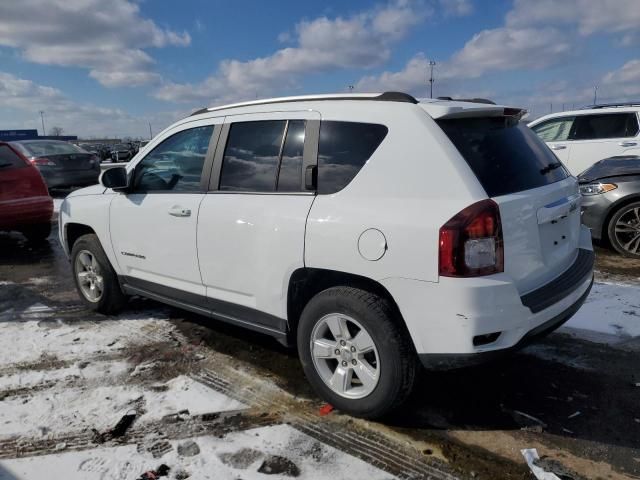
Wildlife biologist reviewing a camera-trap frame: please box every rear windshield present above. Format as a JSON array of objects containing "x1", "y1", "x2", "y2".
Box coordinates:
[
  {"x1": 19, "y1": 141, "x2": 85, "y2": 157},
  {"x1": 437, "y1": 117, "x2": 569, "y2": 197}
]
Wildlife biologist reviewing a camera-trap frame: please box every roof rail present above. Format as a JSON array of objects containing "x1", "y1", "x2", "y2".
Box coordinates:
[
  {"x1": 190, "y1": 91, "x2": 418, "y2": 116},
  {"x1": 583, "y1": 102, "x2": 640, "y2": 109},
  {"x1": 437, "y1": 96, "x2": 496, "y2": 105}
]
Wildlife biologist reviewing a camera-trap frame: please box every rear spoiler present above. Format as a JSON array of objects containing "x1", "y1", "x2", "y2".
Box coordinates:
[{"x1": 420, "y1": 101, "x2": 527, "y2": 120}]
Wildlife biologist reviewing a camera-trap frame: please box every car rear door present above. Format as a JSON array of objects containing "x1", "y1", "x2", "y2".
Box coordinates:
[
  {"x1": 109, "y1": 120, "x2": 219, "y2": 297},
  {"x1": 438, "y1": 115, "x2": 591, "y2": 296},
  {"x1": 568, "y1": 112, "x2": 640, "y2": 174},
  {"x1": 196, "y1": 111, "x2": 320, "y2": 332}
]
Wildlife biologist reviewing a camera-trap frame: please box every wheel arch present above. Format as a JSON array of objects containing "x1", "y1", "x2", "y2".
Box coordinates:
[
  {"x1": 602, "y1": 194, "x2": 640, "y2": 241},
  {"x1": 286, "y1": 267, "x2": 407, "y2": 340},
  {"x1": 65, "y1": 223, "x2": 96, "y2": 253}
]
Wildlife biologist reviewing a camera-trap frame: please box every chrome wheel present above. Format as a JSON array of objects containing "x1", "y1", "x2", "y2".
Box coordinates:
[
  {"x1": 614, "y1": 206, "x2": 640, "y2": 255},
  {"x1": 75, "y1": 250, "x2": 104, "y2": 303},
  {"x1": 310, "y1": 313, "x2": 380, "y2": 399}
]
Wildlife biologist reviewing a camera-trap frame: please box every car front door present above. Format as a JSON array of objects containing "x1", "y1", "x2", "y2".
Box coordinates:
[
  {"x1": 529, "y1": 116, "x2": 574, "y2": 166},
  {"x1": 196, "y1": 111, "x2": 320, "y2": 335},
  {"x1": 109, "y1": 120, "x2": 219, "y2": 297},
  {"x1": 568, "y1": 112, "x2": 640, "y2": 174}
]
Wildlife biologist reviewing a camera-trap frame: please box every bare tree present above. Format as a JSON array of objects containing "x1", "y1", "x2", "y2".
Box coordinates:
[{"x1": 49, "y1": 126, "x2": 64, "y2": 136}]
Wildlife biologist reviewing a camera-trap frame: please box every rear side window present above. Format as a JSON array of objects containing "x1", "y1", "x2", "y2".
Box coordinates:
[
  {"x1": 277, "y1": 120, "x2": 305, "y2": 192},
  {"x1": 0, "y1": 145, "x2": 26, "y2": 169},
  {"x1": 530, "y1": 117, "x2": 574, "y2": 142},
  {"x1": 572, "y1": 113, "x2": 639, "y2": 140},
  {"x1": 220, "y1": 121, "x2": 286, "y2": 192},
  {"x1": 438, "y1": 117, "x2": 569, "y2": 198},
  {"x1": 317, "y1": 121, "x2": 388, "y2": 194}
]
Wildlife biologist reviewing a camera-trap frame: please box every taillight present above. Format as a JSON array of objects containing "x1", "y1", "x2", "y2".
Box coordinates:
[
  {"x1": 439, "y1": 199, "x2": 504, "y2": 277},
  {"x1": 31, "y1": 157, "x2": 55, "y2": 166}
]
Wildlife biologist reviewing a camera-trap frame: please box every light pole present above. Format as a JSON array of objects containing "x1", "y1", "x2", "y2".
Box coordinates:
[
  {"x1": 39, "y1": 111, "x2": 46, "y2": 136},
  {"x1": 428, "y1": 60, "x2": 436, "y2": 98},
  {"x1": 593, "y1": 86, "x2": 598, "y2": 105},
  {"x1": 348, "y1": 85, "x2": 354, "y2": 93},
  {"x1": 148, "y1": 122, "x2": 153, "y2": 140}
]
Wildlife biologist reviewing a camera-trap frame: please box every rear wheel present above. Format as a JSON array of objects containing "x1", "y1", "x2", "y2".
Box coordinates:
[
  {"x1": 71, "y1": 234, "x2": 127, "y2": 314},
  {"x1": 21, "y1": 222, "x2": 51, "y2": 243},
  {"x1": 297, "y1": 286, "x2": 416, "y2": 419},
  {"x1": 607, "y1": 201, "x2": 640, "y2": 258}
]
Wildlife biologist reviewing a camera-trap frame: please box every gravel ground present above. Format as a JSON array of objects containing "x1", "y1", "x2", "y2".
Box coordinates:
[{"x1": 0, "y1": 208, "x2": 639, "y2": 480}]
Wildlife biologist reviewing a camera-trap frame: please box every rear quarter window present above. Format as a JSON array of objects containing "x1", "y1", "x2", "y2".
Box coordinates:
[
  {"x1": 0, "y1": 145, "x2": 27, "y2": 169},
  {"x1": 317, "y1": 121, "x2": 388, "y2": 194},
  {"x1": 437, "y1": 117, "x2": 569, "y2": 197}
]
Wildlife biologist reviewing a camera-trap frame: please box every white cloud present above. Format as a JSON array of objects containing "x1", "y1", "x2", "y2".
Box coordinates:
[
  {"x1": 439, "y1": 0, "x2": 473, "y2": 16},
  {"x1": 602, "y1": 59, "x2": 640, "y2": 97},
  {"x1": 356, "y1": 26, "x2": 570, "y2": 93},
  {"x1": 154, "y1": 1, "x2": 428, "y2": 105},
  {"x1": 0, "y1": 71, "x2": 183, "y2": 137},
  {"x1": 0, "y1": 0, "x2": 190, "y2": 88},
  {"x1": 506, "y1": 0, "x2": 640, "y2": 36}
]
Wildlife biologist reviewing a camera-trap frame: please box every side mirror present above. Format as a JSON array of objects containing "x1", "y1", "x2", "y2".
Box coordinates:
[{"x1": 100, "y1": 167, "x2": 129, "y2": 191}]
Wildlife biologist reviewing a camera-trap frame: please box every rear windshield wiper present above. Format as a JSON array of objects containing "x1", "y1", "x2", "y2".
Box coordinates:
[{"x1": 540, "y1": 162, "x2": 563, "y2": 175}]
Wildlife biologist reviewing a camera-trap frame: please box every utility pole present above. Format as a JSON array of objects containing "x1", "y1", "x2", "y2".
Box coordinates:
[
  {"x1": 148, "y1": 122, "x2": 153, "y2": 140},
  {"x1": 39, "y1": 111, "x2": 46, "y2": 136},
  {"x1": 428, "y1": 60, "x2": 436, "y2": 98},
  {"x1": 348, "y1": 85, "x2": 354, "y2": 93},
  {"x1": 593, "y1": 85, "x2": 598, "y2": 105}
]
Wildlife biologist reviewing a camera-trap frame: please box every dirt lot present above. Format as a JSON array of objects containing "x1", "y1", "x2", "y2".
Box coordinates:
[{"x1": 0, "y1": 216, "x2": 639, "y2": 479}]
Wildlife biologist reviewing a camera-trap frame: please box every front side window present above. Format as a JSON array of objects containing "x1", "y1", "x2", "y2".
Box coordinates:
[
  {"x1": 317, "y1": 121, "x2": 388, "y2": 194},
  {"x1": 530, "y1": 117, "x2": 574, "y2": 142},
  {"x1": 133, "y1": 125, "x2": 213, "y2": 192},
  {"x1": 571, "y1": 113, "x2": 639, "y2": 140}
]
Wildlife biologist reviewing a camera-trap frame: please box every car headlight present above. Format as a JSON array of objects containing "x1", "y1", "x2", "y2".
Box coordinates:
[{"x1": 579, "y1": 183, "x2": 617, "y2": 196}]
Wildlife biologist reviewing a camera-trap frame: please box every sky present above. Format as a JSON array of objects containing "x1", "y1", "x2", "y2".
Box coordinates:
[{"x1": 0, "y1": 0, "x2": 639, "y2": 139}]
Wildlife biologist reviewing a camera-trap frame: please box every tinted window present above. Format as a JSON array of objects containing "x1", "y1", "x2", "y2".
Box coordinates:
[
  {"x1": 220, "y1": 121, "x2": 286, "y2": 192},
  {"x1": 0, "y1": 145, "x2": 26, "y2": 169},
  {"x1": 437, "y1": 117, "x2": 569, "y2": 198},
  {"x1": 317, "y1": 121, "x2": 388, "y2": 194},
  {"x1": 531, "y1": 117, "x2": 574, "y2": 142},
  {"x1": 133, "y1": 125, "x2": 213, "y2": 192},
  {"x1": 277, "y1": 120, "x2": 305, "y2": 192},
  {"x1": 572, "y1": 113, "x2": 639, "y2": 140}
]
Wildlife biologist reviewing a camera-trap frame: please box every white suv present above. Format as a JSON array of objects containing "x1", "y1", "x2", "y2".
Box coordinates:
[
  {"x1": 528, "y1": 103, "x2": 640, "y2": 175},
  {"x1": 59, "y1": 92, "x2": 594, "y2": 418}
]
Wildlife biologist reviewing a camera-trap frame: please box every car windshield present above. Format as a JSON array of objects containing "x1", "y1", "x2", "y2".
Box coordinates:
[{"x1": 19, "y1": 141, "x2": 86, "y2": 156}]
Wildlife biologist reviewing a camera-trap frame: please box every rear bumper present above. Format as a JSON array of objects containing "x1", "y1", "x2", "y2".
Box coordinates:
[
  {"x1": 40, "y1": 169, "x2": 100, "y2": 188},
  {"x1": 381, "y1": 241, "x2": 594, "y2": 368},
  {"x1": 0, "y1": 196, "x2": 53, "y2": 230}
]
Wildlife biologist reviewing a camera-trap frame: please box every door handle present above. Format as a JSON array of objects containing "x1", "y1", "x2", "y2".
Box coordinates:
[
  {"x1": 619, "y1": 141, "x2": 637, "y2": 147},
  {"x1": 551, "y1": 145, "x2": 567, "y2": 150},
  {"x1": 168, "y1": 206, "x2": 191, "y2": 217}
]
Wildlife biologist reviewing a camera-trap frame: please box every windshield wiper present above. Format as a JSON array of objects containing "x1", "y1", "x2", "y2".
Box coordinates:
[{"x1": 540, "y1": 162, "x2": 563, "y2": 175}]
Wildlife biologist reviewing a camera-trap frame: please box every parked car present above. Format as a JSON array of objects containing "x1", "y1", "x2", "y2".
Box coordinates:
[
  {"x1": 110, "y1": 144, "x2": 134, "y2": 162},
  {"x1": 528, "y1": 102, "x2": 640, "y2": 175},
  {"x1": 579, "y1": 155, "x2": 640, "y2": 258},
  {"x1": 10, "y1": 140, "x2": 101, "y2": 190},
  {"x1": 59, "y1": 92, "x2": 594, "y2": 418},
  {"x1": 0, "y1": 142, "x2": 53, "y2": 241}
]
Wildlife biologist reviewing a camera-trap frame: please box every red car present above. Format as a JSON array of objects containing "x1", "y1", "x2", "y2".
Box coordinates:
[{"x1": 0, "y1": 141, "x2": 53, "y2": 241}]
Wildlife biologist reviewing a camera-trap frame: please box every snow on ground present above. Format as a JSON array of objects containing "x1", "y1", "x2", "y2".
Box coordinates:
[
  {"x1": 560, "y1": 281, "x2": 640, "y2": 343},
  {"x1": 0, "y1": 375, "x2": 244, "y2": 438},
  {"x1": 0, "y1": 425, "x2": 395, "y2": 480}
]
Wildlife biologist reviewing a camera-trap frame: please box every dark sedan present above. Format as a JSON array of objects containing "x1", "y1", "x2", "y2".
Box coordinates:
[
  {"x1": 579, "y1": 155, "x2": 640, "y2": 258},
  {"x1": 10, "y1": 140, "x2": 101, "y2": 190}
]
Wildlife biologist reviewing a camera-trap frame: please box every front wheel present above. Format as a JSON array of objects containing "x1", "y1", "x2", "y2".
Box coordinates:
[
  {"x1": 297, "y1": 287, "x2": 417, "y2": 419},
  {"x1": 71, "y1": 234, "x2": 127, "y2": 314},
  {"x1": 607, "y1": 201, "x2": 640, "y2": 258}
]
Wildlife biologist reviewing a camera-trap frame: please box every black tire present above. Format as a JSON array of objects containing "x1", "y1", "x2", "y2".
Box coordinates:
[
  {"x1": 21, "y1": 222, "x2": 51, "y2": 243},
  {"x1": 70, "y1": 233, "x2": 127, "y2": 314},
  {"x1": 607, "y1": 201, "x2": 640, "y2": 259},
  {"x1": 297, "y1": 286, "x2": 417, "y2": 419}
]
